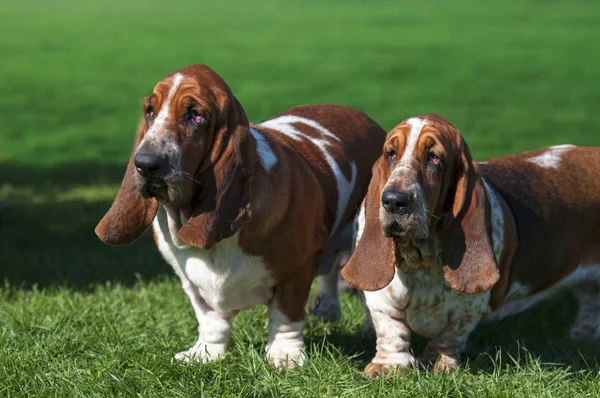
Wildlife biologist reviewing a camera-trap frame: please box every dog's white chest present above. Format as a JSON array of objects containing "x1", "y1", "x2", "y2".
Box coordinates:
[
  {"x1": 153, "y1": 208, "x2": 276, "y2": 314},
  {"x1": 366, "y1": 267, "x2": 491, "y2": 338}
]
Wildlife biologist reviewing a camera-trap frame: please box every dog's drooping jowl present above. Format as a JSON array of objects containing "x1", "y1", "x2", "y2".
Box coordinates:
[
  {"x1": 95, "y1": 65, "x2": 387, "y2": 368},
  {"x1": 342, "y1": 114, "x2": 600, "y2": 377}
]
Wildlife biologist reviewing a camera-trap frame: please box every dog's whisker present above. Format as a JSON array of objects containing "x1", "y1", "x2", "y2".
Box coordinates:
[
  {"x1": 182, "y1": 172, "x2": 203, "y2": 186},
  {"x1": 426, "y1": 210, "x2": 441, "y2": 221},
  {"x1": 416, "y1": 213, "x2": 433, "y2": 240}
]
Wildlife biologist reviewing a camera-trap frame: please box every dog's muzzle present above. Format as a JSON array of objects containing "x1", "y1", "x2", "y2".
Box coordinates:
[{"x1": 134, "y1": 151, "x2": 170, "y2": 198}]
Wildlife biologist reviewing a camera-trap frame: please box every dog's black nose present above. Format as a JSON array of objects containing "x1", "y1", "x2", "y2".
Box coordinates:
[
  {"x1": 134, "y1": 152, "x2": 167, "y2": 177},
  {"x1": 382, "y1": 190, "x2": 413, "y2": 213}
]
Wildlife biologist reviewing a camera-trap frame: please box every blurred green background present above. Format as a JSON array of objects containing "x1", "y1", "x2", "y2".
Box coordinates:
[{"x1": 1, "y1": 0, "x2": 599, "y2": 396}]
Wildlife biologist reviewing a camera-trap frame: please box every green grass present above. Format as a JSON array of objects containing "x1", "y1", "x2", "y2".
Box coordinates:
[{"x1": 1, "y1": 0, "x2": 600, "y2": 396}]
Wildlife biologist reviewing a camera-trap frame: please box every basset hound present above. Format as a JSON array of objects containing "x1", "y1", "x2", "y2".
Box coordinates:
[
  {"x1": 342, "y1": 114, "x2": 600, "y2": 377},
  {"x1": 95, "y1": 65, "x2": 387, "y2": 368}
]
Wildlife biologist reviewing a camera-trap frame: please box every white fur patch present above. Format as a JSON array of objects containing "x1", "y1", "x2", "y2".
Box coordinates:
[
  {"x1": 153, "y1": 203, "x2": 276, "y2": 316},
  {"x1": 354, "y1": 201, "x2": 366, "y2": 248},
  {"x1": 526, "y1": 144, "x2": 575, "y2": 169},
  {"x1": 399, "y1": 118, "x2": 428, "y2": 167},
  {"x1": 367, "y1": 267, "x2": 491, "y2": 339},
  {"x1": 250, "y1": 127, "x2": 278, "y2": 172},
  {"x1": 265, "y1": 301, "x2": 306, "y2": 369},
  {"x1": 261, "y1": 115, "x2": 341, "y2": 143},
  {"x1": 182, "y1": 236, "x2": 275, "y2": 313},
  {"x1": 260, "y1": 115, "x2": 357, "y2": 234},
  {"x1": 482, "y1": 178, "x2": 504, "y2": 263}
]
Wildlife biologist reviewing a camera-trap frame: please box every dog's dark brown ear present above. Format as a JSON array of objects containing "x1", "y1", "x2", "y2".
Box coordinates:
[
  {"x1": 342, "y1": 161, "x2": 395, "y2": 291},
  {"x1": 95, "y1": 120, "x2": 159, "y2": 245},
  {"x1": 442, "y1": 138, "x2": 499, "y2": 294},
  {"x1": 178, "y1": 95, "x2": 254, "y2": 249}
]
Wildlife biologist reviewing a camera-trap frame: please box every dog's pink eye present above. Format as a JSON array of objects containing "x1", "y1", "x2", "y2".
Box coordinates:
[
  {"x1": 190, "y1": 111, "x2": 205, "y2": 124},
  {"x1": 429, "y1": 152, "x2": 440, "y2": 165},
  {"x1": 146, "y1": 106, "x2": 154, "y2": 118},
  {"x1": 387, "y1": 149, "x2": 397, "y2": 162}
]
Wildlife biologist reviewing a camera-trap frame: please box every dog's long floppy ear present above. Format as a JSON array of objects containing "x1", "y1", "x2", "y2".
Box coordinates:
[
  {"x1": 442, "y1": 137, "x2": 499, "y2": 294},
  {"x1": 341, "y1": 161, "x2": 395, "y2": 291},
  {"x1": 95, "y1": 120, "x2": 159, "y2": 245},
  {"x1": 178, "y1": 95, "x2": 255, "y2": 249}
]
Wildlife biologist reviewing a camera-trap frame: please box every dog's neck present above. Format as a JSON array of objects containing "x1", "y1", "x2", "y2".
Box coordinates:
[{"x1": 157, "y1": 202, "x2": 189, "y2": 248}]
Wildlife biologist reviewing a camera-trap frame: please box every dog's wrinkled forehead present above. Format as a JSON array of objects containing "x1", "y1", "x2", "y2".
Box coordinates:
[
  {"x1": 415, "y1": 114, "x2": 462, "y2": 148},
  {"x1": 137, "y1": 65, "x2": 236, "y2": 154},
  {"x1": 148, "y1": 65, "x2": 233, "y2": 122},
  {"x1": 386, "y1": 118, "x2": 429, "y2": 164},
  {"x1": 385, "y1": 114, "x2": 461, "y2": 162}
]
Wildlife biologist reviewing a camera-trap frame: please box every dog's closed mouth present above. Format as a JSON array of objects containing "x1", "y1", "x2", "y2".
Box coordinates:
[
  {"x1": 148, "y1": 178, "x2": 166, "y2": 191},
  {"x1": 140, "y1": 178, "x2": 167, "y2": 198},
  {"x1": 387, "y1": 226, "x2": 416, "y2": 243}
]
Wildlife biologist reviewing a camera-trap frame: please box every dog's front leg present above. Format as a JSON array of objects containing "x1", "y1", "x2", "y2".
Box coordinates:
[
  {"x1": 419, "y1": 316, "x2": 481, "y2": 372},
  {"x1": 174, "y1": 279, "x2": 233, "y2": 363},
  {"x1": 420, "y1": 335, "x2": 467, "y2": 373},
  {"x1": 365, "y1": 308, "x2": 416, "y2": 377}
]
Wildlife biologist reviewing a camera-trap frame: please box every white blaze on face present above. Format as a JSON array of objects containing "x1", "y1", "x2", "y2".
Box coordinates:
[
  {"x1": 138, "y1": 72, "x2": 184, "y2": 148},
  {"x1": 399, "y1": 118, "x2": 428, "y2": 168},
  {"x1": 385, "y1": 118, "x2": 428, "y2": 186},
  {"x1": 259, "y1": 115, "x2": 357, "y2": 235},
  {"x1": 526, "y1": 144, "x2": 575, "y2": 169}
]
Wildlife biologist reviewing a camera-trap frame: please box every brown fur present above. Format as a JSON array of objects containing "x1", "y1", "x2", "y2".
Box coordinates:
[
  {"x1": 480, "y1": 146, "x2": 600, "y2": 293},
  {"x1": 96, "y1": 64, "x2": 388, "y2": 325},
  {"x1": 341, "y1": 162, "x2": 396, "y2": 291},
  {"x1": 343, "y1": 115, "x2": 500, "y2": 294},
  {"x1": 345, "y1": 113, "x2": 600, "y2": 301},
  {"x1": 441, "y1": 133, "x2": 499, "y2": 294},
  {"x1": 242, "y1": 105, "x2": 387, "y2": 320},
  {"x1": 178, "y1": 94, "x2": 255, "y2": 248},
  {"x1": 94, "y1": 120, "x2": 158, "y2": 245},
  {"x1": 343, "y1": 113, "x2": 600, "y2": 376}
]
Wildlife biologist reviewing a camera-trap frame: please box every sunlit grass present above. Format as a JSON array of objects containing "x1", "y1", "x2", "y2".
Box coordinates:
[{"x1": 1, "y1": 0, "x2": 600, "y2": 395}]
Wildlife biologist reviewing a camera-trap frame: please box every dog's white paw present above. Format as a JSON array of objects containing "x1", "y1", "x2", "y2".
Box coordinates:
[
  {"x1": 266, "y1": 343, "x2": 306, "y2": 370},
  {"x1": 174, "y1": 342, "x2": 227, "y2": 363}
]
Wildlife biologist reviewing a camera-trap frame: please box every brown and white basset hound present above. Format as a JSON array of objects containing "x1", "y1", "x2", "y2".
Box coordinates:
[
  {"x1": 95, "y1": 64, "x2": 387, "y2": 368},
  {"x1": 342, "y1": 114, "x2": 600, "y2": 377}
]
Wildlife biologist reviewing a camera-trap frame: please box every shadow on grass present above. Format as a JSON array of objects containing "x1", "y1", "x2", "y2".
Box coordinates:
[
  {"x1": 304, "y1": 292, "x2": 600, "y2": 374},
  {"x1": 464, "y1": 293, "x2": 600, "y2": 373},
  {"x1": 0, "y1": 161, "x2": 170, "y2": 290},
  {"x1": 0, "y1": 161, "x2": 127, "y2": 188}
]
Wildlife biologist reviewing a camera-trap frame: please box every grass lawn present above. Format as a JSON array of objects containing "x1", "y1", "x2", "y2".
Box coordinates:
[{"x1": 1, "y1": 0, "x2": 600, "y2": 396}]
